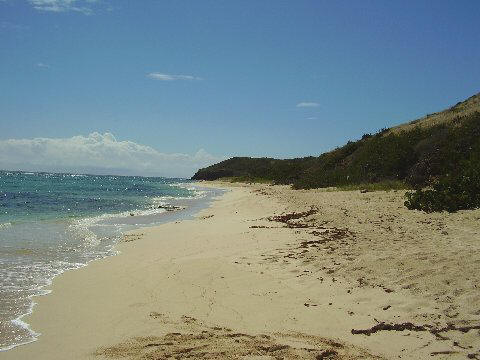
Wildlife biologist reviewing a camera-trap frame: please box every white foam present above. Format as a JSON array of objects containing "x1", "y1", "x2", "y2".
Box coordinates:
[
  {"x1": 0, "y1": 223, "x2": 11, "y2": 230},
  {"x1": 0, "y1": 298, "x2": 40, "y2": 352},
  {"x1": 67, "y1": 207, "x2": 170, "y2": 248},
  {"x1": 170, "y1": 182, "x2": 208, "y2": 199},
  {"x1": 0, "y1": 256, "x2": 103, "y2": 352},
  {"x1": 151, "y1": 196, "x2": 190, "y2": 204}
]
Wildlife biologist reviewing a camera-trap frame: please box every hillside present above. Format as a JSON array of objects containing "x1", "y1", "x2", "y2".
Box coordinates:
[
  {"x1": 389, "y1": 92, "x2": 480, "y2": 134},
  {"x1": 192, "y1": 92, "x2": 480, "y2": 192}
]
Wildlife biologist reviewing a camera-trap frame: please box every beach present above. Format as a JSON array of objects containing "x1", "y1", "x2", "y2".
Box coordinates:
[{"x1": 3, "y1": 182, "x2": 480, "y2": 359}]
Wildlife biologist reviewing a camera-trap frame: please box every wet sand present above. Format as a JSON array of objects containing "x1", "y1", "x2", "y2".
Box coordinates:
[{"x1": 3, "y1": 182, "x2": 480, "y2": 359}]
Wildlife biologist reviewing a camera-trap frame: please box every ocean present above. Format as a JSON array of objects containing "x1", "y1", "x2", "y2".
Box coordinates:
[{"x1": 0, "y1": 170, "x2": 220, "y2": 351}]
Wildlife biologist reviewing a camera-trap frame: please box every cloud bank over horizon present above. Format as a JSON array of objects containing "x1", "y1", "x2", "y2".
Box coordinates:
[{"x1": 0, "y1": 132, "x2": 224, "y2": 178}]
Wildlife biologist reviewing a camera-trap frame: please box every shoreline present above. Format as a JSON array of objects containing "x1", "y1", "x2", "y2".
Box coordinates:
[
  {"x1": 1, "y1": 182, "x2": 233, "y2": 359},
  {"x1": 2, "y1": 182, "x2": 479, "y2": 359},
  {"x1": 0, "y1": 183, "x2": 221, "y2": 354}
]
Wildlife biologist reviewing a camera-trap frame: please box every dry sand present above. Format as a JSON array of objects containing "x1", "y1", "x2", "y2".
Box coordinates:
[{"x1": 2, "y1": 182, "x2": 480, "y2": 359}]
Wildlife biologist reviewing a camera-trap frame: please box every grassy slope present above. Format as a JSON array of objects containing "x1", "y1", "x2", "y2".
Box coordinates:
[
  {"x1": 389, "y1": 93, "x2": 480, "y2": 134},
  {"x1": 192, "y1": 92, "x2": 480, "y2": 190}
]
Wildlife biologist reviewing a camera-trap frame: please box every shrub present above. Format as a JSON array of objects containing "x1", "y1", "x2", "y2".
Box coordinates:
[{"x1": 404, "y1": 155, "x2": 480, "y2": 212}]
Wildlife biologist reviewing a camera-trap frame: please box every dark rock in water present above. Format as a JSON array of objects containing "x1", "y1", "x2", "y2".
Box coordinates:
[
  {"x1": 157, "y1": 204, "x2": 183, "y2": 211},
  {"x1": 130, "y1": 213, "x2": 134, "y2": 216}
]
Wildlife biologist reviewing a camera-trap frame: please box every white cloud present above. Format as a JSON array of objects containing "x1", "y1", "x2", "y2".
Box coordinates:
[
  {"x1": 27, "y1": 0, "x2": 99, "y2": 14},
  {"x1": 147, "y1": 73, "x2": 203, "y2": 81},
  {"x1": 296, "y1": 102, "x2": 319, "y2": 108},
  {"x1": 36, "y1": 62, "x2": 50, "y2": 68},
  {"x1": 0, "y1": 132, "x2": 224, "y2": 178}
]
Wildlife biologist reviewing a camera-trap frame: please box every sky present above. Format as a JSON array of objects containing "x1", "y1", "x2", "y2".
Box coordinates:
[{"x1": 0, "y1": 0, "x2": 479, "y2": 177}]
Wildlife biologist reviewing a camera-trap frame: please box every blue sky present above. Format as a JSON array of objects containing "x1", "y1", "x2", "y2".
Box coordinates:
[{"x1": 0, "y1": 0, "x2": 479, "y2": 176}]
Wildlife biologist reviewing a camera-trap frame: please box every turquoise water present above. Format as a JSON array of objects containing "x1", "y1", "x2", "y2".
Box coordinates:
[{"x1": 0, "y1": 171, "x2": 216, "y2": 351}]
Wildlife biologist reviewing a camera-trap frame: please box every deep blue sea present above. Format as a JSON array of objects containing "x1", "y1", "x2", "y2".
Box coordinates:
[{"x1": 0, "y1": 170, "x2": 219, "y2": 351}]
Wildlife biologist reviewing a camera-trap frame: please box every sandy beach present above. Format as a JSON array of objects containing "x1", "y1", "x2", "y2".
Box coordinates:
[{"x1": 2, "y1": 182, "x2": 480, "y2": 360}]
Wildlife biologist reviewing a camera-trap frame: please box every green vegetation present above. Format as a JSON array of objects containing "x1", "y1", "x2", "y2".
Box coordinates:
[
  {"x1": 192, "y1": 94, "x2": 480, "y2": 212},
  {"x1": 219, "y1": 176, "x2": 273, "y2": 184},
  {"x1": 336, "y1": 180, "x2": 410, "y2": 192},
  {"x1": 405, "y1": 155, "x2": 480, "y2": 212}
]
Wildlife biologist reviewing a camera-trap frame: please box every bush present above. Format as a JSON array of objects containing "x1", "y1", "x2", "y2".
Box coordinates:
[{"x1": 404, "y1": 155, "x2": 480, "y2": 212}]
